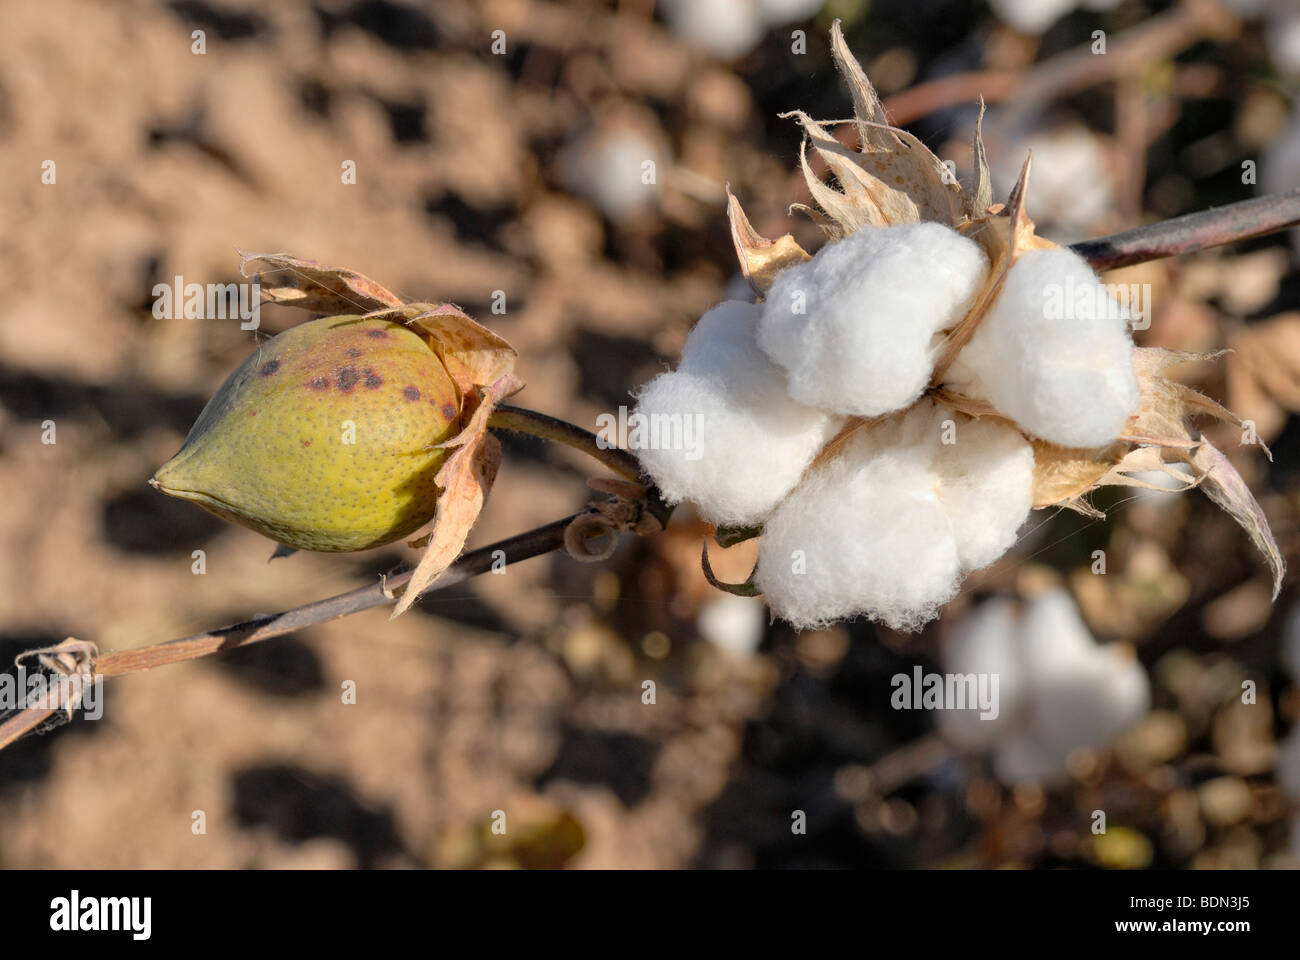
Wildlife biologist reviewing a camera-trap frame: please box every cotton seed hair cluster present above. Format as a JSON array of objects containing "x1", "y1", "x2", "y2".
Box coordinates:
[{"x1": 633, "y1": 24, "x2": 1282, "y2": 630}]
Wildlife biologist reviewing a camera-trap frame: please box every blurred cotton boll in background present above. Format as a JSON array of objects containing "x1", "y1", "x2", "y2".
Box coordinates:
[
  {"x1": 988, "y1": 0, "x2": 1123, "y2": 35},
  {"x1": 661, "y1": 0, "x2": 826, "y2": 60},
  {"x1": 697, "y1": 593, "x2": 767, "y2": 658},
  {"x1": 558, "y1": 120, "x2": 668, "y2": 221},
  {"x1": 987, "y1": 119, "x2": 1116, "y2": 242},
  {"x1": 939, "y1": 588, "x2": 1150, "y2": 785}
]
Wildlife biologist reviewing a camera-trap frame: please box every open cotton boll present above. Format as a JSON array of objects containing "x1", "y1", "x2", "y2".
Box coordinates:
[
  {"x1": 946, "y1": 247, "x2": 1139, "y2": 449},
  {"x1": 758, "y1": 223, "x2": 988, "y2": 418},
  {"x1": 632, "y1": 301, "x2": 841, "y2": 526},
  {"x1": 854, "y1": 399, "x2": 1031, "y2": 571},
  {"x1": 939, "y1": 598, "x2": 1025, "y2": 749},
  {"x1": 755, "y1": 420, "x2": 962, "y2": 631}
]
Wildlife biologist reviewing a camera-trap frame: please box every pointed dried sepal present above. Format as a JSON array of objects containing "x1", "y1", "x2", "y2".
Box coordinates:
[
  {"x1": 783, "y1": 26, "x2": 963, "y2": 235},
  {"x1": 829, "y1": 19, "x2": 897, "y2": 154},
  {"x1": 967, "y1": 98, "x2": 994, "y2": 220},
  {"x1": 389, "y1": 374, "x2": 520, "y2": 618},
  {"x1": 237, "y1": 251, "x2": 404, "y2": 314},
  {"x1": 1182, "y1": 439, "x2": 1286, "y2": 599},
  {"x1": 1120, "y1": 347, "x2": 1266, "y2": 455},
  {"x1": 726, "y1": 188, "x2": 811, "y2": 295}
]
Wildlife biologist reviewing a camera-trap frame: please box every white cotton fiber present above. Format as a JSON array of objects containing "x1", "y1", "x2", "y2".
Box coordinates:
[
  {"x1": 754, "y1": 417, "x2": 962, "y2": 631},
  {"x1": 758, "y1": 222, "x2": 988, "y2": 418},
  {"x1": 945, "y1": 247, "x2": 1139, "y2": 449},
  {"x1": 632, "y1": 300, "x2": 841, "y2": 526},
  {"x1": 753, "y1": 400, "x2": 1031, "y2": 630},
  {"x1": 938, "y1": 597, "x2": 1025, "y2": 749},
  {"x1": 929, "y1": 412, "x2": 1034, "y2": 571},
  {"x1": 698, "y1": 593, "x2": 767, "y2": 658}
]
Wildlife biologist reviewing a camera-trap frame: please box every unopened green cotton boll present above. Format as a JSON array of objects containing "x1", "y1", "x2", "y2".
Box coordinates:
[{"x1": 153, "y1": 316, "x2": 462, "y2": 552}]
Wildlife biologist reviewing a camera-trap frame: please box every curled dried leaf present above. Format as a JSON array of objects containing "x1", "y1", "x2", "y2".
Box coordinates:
[
  {"x1": 1183, "y1": 440, "x2": 1286, "y2": 599},
  {"x1": 237, "y1": 251, "x2": 404, "y2": 314},
  {"x1": 362, "y1": 302, "x2": 518, "y2": 395}
]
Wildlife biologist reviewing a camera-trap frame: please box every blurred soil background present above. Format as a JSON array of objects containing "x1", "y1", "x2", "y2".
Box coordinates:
[{"x1": 2, "y1": 0, "x2": 1300, "y2": 868}]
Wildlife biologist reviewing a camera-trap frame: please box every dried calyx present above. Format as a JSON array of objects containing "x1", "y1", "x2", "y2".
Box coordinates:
[{"x1": 634, "y1": 22, "x2": 1283, "y2": 631}]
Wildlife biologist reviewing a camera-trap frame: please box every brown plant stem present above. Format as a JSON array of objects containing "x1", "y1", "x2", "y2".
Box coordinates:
[
  {"x1": 489, "y1": 404, "x2": 643, "y2": 481},
  {"x1": 0, "y1": 514, "x2": 580, "y2": 751},
  {"x1": 1068, "y1": 189, "x2": 1300, "y2": 270}
]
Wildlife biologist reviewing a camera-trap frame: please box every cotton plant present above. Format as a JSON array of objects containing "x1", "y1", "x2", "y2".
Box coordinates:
[
  {"x1": 938, "y1": 588, "x2": 1149, "y2": 785},
  {"x1": 634, "y1": 23, "x2": 1283, "y2": 632}
]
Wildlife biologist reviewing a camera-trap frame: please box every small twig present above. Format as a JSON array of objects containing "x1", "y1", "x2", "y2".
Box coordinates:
[
  {"x1": 0, "y1": 515, "x2": 579, "y2": 750},
  {"x1": 878, "y1": 0, "x2": 1235, "y2": 126},
  {"x1": 1068, "y1": 189, "x2": 1300, "y2": 270},
  {"x1": 489, "y1": 404, "x2": 643, "y2": 481}
]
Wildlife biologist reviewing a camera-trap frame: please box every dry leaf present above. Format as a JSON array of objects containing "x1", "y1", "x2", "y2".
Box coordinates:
[
  {"x1": 364, "y1": 302, "x2": 517, "y2": 395},
  {"x1": 390, "y1": 374, "x2": 520, "y2": 617},
  {"x1": 1183, "y1": 439, "x2": 1285, "y2": 599},
  {"x1": 1031, "y1": 440, "x2": 1125, "y2": 510},
  {"x1": 237, "y1": 251, "x2": 404, "y2": 314}
]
